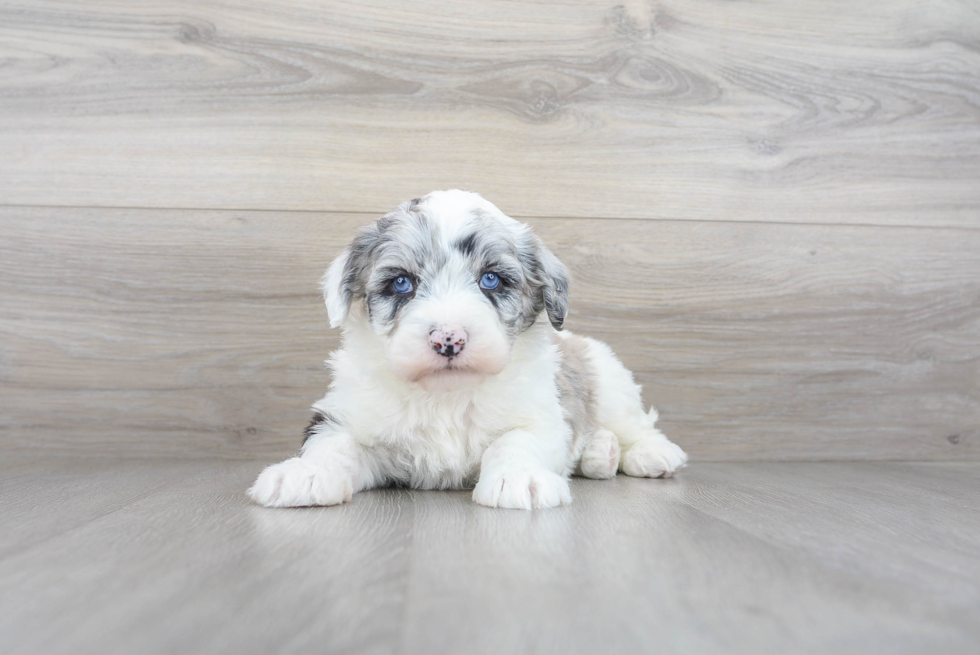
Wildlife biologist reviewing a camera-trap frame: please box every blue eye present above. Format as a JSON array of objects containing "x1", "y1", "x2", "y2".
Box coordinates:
[
  {"x1": 392, "y1": 275, "x2": 414, "y2": 294},
  {"x1": 480, "y1": 272, "x2": 500, "y2": 290}
]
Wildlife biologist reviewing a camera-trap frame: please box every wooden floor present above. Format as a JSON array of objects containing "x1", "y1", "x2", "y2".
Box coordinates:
[{"x1": 2, "y1": 458, "x2": 978, "y2": 655}]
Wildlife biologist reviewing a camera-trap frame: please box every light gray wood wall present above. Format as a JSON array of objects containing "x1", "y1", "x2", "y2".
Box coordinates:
[
  {"x1": 1, "y1": 1, "x2": 978, "y2": 460},
  {"x1": 2, "y1": 207, "x2": 977, "y2": 460}
]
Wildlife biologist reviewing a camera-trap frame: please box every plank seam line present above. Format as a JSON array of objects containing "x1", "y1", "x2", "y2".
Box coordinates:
[
  {"x1": 0, "y1": 451, "x2": 975, "y2": 464},
  {"x1": 1, "y1": 203, "x2": 978, "y2": 233}
]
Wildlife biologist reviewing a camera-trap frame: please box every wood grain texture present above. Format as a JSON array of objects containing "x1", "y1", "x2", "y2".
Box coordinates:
[
  {"x1": 1, "y1": 206, "x2": 977, "y2": 460},
  {"x1": 1, "y1": 459, "x2": 978, "y2": 655},
  {"x1": 1, "y1": 0, "x2": 979, "y2": 226},
  {"x1": 0, "y1": 457, "x2": 413, "y2": 655}
]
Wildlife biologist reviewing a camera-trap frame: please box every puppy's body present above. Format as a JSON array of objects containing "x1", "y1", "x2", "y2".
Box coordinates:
[{"x1": 249, "y1": 190, "x2": 686, "y2": 509}]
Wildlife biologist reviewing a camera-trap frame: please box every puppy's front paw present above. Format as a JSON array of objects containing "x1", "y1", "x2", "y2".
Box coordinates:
[
  {"x1": 247, "y1": 457, "x2": 353, "y2": 508},
  {"x1": 620, "y1": 436, "x2": 688, "y2": 478},
  {"x1": 473, "y1": 468, "x2": 572, "y2": 510}
]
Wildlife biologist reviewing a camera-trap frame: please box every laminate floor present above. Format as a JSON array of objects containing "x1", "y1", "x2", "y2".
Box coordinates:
[{"x1": 1, "y1": 458, "x2": 977, "y2": 654}]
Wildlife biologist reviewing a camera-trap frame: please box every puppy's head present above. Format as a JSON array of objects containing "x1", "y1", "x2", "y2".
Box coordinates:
[{"x1": 323, "y1": 190, "x2": 569, "y2": 388}]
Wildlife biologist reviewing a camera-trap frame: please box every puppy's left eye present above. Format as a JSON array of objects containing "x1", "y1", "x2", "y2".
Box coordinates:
[
  {"x1": 479, "y1": 272, "x2": 500, "y2": 290},
  {"x1": 392, "y1": 275, "x2": 414, "y2": 294}
]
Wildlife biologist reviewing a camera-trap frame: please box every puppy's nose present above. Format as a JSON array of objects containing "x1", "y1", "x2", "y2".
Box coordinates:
[{"x1": 429, "y1": 327, "x2": 467, "y2": 358}]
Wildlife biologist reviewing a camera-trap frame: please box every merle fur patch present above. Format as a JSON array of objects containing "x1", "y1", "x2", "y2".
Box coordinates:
[
  {"x1": 303, "y1": 410, "x2": 338, "y2": 444},
  {"x1": 333, "y1": 201, "x2": 570, "y2": 335}
]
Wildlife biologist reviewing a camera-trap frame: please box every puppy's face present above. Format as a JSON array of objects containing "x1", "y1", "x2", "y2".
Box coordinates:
[{"x1": 324, "y1": 190, "x2": 569, "y2": 388}]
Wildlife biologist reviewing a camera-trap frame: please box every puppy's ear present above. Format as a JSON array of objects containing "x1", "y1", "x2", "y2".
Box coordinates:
[
  {"x1": 538, "y1": 240, "x2": 570, "y2": 330},
  {"x1": 525, "y1": 234, "x2": 570, "y2": 331},
  {"x1": 322, "y1": 250, "x2": 351, "y2": 328},
  {"x1": 322, "y1": 223, "x2": 380, "y2": 329}
]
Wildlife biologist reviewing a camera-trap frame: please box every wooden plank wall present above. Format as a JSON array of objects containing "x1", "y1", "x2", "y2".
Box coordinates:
[{"x1": 1, "y1": 1, "x2": 978, "y2": 460}]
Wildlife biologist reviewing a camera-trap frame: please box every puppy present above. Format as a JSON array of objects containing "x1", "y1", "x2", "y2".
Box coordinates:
[{"x1": 248, "y1": 190, "x2": 687, "y2": 509}]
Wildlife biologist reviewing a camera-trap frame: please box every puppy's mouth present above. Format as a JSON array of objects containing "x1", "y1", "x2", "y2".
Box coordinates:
[
  {"x1": 414, "y1": 366, "x2": 487, "y2": 392},
  {"x1": 386, "y1": 332, "x2": 511, "y2": 386},
  {"x1": 442, "y1": 356, "x2": 467, "y2": 370},
  {"x1": 411, "y1": 357, "x2": 472, "y2": 381},
  {"x1": 408, "y1": 351, "x2": 509, "y2": 387}
]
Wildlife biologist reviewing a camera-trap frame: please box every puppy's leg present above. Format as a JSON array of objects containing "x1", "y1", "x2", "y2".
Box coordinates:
[
  {"x1": 248, "y1": 432, "x2": 380, "y2": 508},
  {"x1": 583, "y1": 337, "x2": 688, "y2": 478},
  {"x1": 576, "y1": 429, "x2": 621, "y2": 479},
  {"x1": 617, "y1": 410, "x2": 688, "y2": 479},
  {"x1": 472, "y1": 429, "x2": 572, "y2": 510}
]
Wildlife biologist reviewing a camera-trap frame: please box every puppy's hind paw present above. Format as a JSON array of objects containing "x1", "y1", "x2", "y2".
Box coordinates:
[
  {"x1": 472, "y1": 468, "x2": 572, "y2": 510},
  {"x1": 578, "y1": 429, "x2": 621, "y2": 479},
  {"x1": 247, "y1": 457, "x2": 353, "y2": 508},
  {"x1": 620, "y1": 436, "x2": 688, "y2": 479}
]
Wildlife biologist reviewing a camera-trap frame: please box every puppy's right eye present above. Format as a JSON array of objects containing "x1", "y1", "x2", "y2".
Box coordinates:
[{"x1": 392, "y1": 276, "x2": 414, "y2": 294}]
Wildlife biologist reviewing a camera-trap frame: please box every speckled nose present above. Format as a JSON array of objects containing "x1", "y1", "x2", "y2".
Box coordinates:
[{"x1": 429, "y1": 327, "x2": 467, "y2": 358}]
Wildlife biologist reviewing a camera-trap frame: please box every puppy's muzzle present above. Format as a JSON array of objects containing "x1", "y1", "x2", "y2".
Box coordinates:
[{"x1": 429, "y1": 327, "x2": 467, "y2": 358}]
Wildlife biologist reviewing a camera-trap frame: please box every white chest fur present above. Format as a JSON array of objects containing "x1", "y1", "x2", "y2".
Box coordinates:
[{"x1": 313, "y1": 321, "x2": 570, "y2": 489}]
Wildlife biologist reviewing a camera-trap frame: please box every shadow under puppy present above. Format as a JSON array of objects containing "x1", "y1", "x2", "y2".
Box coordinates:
[{"x1": 249, "y1": 190, "x2": 687, "y2": 509}]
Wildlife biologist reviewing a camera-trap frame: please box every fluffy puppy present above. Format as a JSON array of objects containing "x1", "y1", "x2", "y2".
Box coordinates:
[{"x1": 248, "y1": 190, "x2": 687, "y2": 509}]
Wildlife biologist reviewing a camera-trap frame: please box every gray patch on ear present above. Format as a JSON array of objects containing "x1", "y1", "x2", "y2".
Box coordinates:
[
  {"x1": 323, "y1": 220, "x2": 384, "y2": 329},
  {"x1": 518, "y1": 232, "x2": 571, "y2": 331},
  {"x1": 341, "y1": 222, "x2": 382, "y2": 304},
  {"x1": 539, "y1": 242, "x2": 570, "y2": 330}
]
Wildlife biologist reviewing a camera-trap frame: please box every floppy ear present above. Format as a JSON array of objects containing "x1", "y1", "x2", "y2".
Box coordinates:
[
  {"x1": 539, "y1": 241, "x2": 570, "y2": 330},
  {"x1": 528, "y1": 235, "x2": 571, "y2": 330},
  {"x1": 322, "y1": 223, "x2": 381, "y2": 328},
  {"x1": 322, "y1": 249, "x2": 351, "y2": 329}
]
